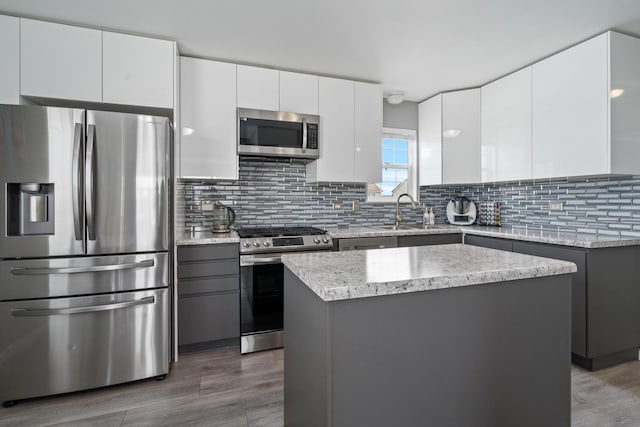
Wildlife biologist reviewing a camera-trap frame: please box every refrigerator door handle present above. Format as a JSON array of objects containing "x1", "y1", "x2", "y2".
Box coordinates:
[
  {"x1": 86, "y1": 124, "x2": 96, "y2": 241},
  {"x1": 10, "y1": 296, "x2": 155, "y2": 317},
  {"x1": 10, "y1": 259, "x2": 155, "y2": 275},
  {"x1": 72, "y1": 123, "x2": 84, "y2": 241}
]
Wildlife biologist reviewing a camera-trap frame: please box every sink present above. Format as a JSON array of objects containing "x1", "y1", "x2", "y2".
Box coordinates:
[{"x1": 373, "y1": 224, "x2": 442, "y2": 230}]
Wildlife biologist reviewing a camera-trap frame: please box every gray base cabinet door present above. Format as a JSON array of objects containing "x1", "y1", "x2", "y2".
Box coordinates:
[
  {"x1": 177, "y1": 244, "x2": 240, "y2": 350},
  {"x1": 512, "y1": 241, "x2": 587, "y2": 357}
]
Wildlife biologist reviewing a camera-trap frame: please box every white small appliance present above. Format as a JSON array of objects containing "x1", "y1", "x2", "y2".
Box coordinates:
[{"x1": 446, "y1": 196, "x2": 476, "y2": 225}]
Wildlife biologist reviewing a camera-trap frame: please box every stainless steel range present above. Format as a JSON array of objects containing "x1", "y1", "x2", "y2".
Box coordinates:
[{"x1": 238, "y1": 226, "x2": 332, "y2": 354}]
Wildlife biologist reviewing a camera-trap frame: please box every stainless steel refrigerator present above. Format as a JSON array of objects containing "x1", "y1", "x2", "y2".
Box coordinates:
[{"x1": 0, "y1": 105, "x2": 170, "y2": 405}]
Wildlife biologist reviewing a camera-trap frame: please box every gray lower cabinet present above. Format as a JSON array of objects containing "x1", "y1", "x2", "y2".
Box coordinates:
[
  {"x1": 463, "y1": 234, "x2": 513, "y2": 251},
  {"x1": 465, "y1": 233, "x2": 640, "y2": 370},
  {"x1": 177, "y1": 244, "x2": 240, "y2": 352},
  {"x1": 397, "y1": 233, "x2": 461, "y2": 247}
]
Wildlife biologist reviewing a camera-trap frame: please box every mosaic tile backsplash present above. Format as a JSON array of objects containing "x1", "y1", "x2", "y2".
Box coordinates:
[{"x1": 179, "y1": 157, "x2": 640, "y2": 237}]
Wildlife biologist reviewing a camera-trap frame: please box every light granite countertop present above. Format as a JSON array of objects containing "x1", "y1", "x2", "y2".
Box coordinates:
[
  {"x1": 176, "y1": 230, "x2": 240, "y2": 245},
  {"x1": 324, "y1": 224, "x2": 458, "y2": 239},
  {"x1": 282, "y1": 243, "x2": 577, "y2": 302},
  {"x1": 459, "y1": 225, "x2": 640, "y2": 249}
]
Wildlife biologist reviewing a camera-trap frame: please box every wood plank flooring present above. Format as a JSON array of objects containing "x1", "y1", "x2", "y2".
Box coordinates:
[{"x1": 0, "y1": 346, "x2": 638, "y2": 426}]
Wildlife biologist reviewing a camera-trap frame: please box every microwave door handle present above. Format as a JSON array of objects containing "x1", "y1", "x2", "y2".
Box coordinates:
[{"x1": 302, "y1": 118, "x2": 307, "y2": 153}]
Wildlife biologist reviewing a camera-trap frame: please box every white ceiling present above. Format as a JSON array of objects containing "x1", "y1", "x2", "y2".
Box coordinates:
[{"x1": 2, "y1": 0, "x2": 640, "y2": 102}]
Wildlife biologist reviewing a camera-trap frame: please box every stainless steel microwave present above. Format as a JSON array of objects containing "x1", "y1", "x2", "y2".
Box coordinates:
[{"x1": 237, "y1": 108, "x2": 319, "y2": 159}]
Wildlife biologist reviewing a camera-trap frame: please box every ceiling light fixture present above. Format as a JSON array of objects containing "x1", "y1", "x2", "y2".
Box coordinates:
[
  {"x1": 182, "y1": 127, "x2": 195, "y2": 136},
  {"x1": 386, "y1": 92, "x2": 405, "y2": 105},
  {"x1": 610, "y1": 88, "x2": 625, "y2": 98},
  {"x1": 443, "y1": 129, "x2": 461, "y2": 138}
]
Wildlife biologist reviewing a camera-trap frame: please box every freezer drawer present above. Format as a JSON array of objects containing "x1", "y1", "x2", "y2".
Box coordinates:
[
  {"x1": 0, "y1": 252, "x2": 168, "y2": 300},
  {"x1": 0, "y1": 288, "x2": 169, "y2": 402}
]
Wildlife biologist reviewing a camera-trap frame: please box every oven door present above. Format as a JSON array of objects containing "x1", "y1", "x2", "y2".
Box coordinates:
[{"x1": 240, "y1": 253, "x2": 285, "y2": 353}]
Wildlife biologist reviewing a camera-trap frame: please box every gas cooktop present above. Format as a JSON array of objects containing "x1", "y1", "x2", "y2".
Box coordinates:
[{"x1": 237, "y1": 226, "x2": 332, "y2": 254}]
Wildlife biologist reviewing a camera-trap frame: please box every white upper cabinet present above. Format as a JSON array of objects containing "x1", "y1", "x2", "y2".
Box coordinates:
[
  {"x1": 418, "y1": 95, "x2": 443, "y2": 186},
  {"x1": 237, "y1": 65, "x2": 279, "y2": 111},
  {"x1": 607, "y1": 32, "x2": 640, "y2": 175},
  {"x1": 0, "y1": 15, "x2": 19, "y2": 104},
  {"x1": 532, "y1": 34, "x2": 609, "y2": 178},
  {"x1": 103, "y1": 32, "x2": 175, "y2": 108},
  {"x1": 354, "y1": 82, "x2": 382, "y2": 183},
  {"x1": 279, "y1": 71, "x2": 319, "y2": 115},
  {"x1": 307, "y1": 77, "x2": 355, "y2": 183},
  {"x1": 21, "y1": 19, "x2": 102, "y2": 102},
  {"x1": 180, "y1": 57, "x2": 237, "y2": 180},
  {"x1": 481, "y1": 67, "x2": 532, "y2": 182},
  {"x1": 442, "y1": 89, "x2": 481, "y2": 184}
]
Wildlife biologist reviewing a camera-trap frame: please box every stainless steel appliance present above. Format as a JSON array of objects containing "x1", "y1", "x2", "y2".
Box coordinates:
[
  {"x1": 238, "y1": 226, "x2": 332, "y2": 354},
  {"x1": 0, "y1": 105, "x2": 170, "y2": 406},
  {"x1": 446, "y1": 196, "x2": 477, "y2": 225},
  {"x1": 237, "y1": 108, "x2": 319, "y2": 159}
]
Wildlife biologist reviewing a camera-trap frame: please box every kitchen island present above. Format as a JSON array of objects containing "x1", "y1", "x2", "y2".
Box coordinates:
[{"x1": 282, "y1": 244, "x2": 577, "y2": 427}]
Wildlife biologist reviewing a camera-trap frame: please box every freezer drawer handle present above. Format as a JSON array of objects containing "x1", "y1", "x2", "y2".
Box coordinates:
[
  {"x1": 11, "y1": 296, "x2": 155, "y2": 317},
  {"x1": 10, "y1": 259, "x2": 155, "y2": 275}
]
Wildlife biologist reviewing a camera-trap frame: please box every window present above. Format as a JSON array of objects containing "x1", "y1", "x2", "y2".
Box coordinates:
[{"x1": 367, "y1": 127, "x2": 418, "y2": 203}]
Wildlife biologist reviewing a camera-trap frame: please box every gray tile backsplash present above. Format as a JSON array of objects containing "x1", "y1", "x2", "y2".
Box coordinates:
[
  {"x1": 179, "y1": 157, "x2": 424, "y2": 231},
  {"x1": 179, "y1": 158, "x2": 640, "y2": 237}
]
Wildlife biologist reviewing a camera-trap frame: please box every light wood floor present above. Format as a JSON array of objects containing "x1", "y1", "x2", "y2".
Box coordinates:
[{"x1": 0, "y1": 346, "x2": 638, "y2": 426}]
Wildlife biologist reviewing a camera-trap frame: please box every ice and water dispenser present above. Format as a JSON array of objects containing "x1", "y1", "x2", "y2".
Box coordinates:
[{"x1": 6, "y1": 183, "x2": 55, "y2": 236}]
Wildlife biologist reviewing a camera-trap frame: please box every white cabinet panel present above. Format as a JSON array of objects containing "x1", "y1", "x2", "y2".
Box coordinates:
[
  {"x1": 237, "y1": 65, "x2": 279, "y2": 111},
  {"x1": 354, "y1": 82, "x2": 382, "y2": 183},
  {"x1": 481, "y1": 67, "x2": 532, "y2": 182},
  {"x1": 532, "y1": 34, "x2": 609, "y2": 178},
  {"x1": 103, "y1": 32, "x2": 174, "y2": 108},
  {"x1": 21, "y1": 19, "x2": 102, "y2": 102},
  {"x1": 180, "y1": 57, "x2": 237, "y2": 180},
  {"x1": 279, "y1": 71, "x2": 318, "y2": 115},
  {"x1": 0, "y1": 15, "x2": 19, "y2": 104},
  {"x1": 609, "y1": 32, "x2": 640, "y2": 175},
  {"x1": 418, "y1": 95, "x2": 443, "y2": 186},
  {"x1": 307, "y1": 77, "x2": 354, "y2": 182},
  {"x1": 442, "y1": 89, "x2": 481, "y2": 184}
]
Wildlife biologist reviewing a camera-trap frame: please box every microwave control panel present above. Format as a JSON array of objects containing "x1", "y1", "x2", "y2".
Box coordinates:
[{"x1": 307, "y1": 124, "x2": 318, "y2": 149}]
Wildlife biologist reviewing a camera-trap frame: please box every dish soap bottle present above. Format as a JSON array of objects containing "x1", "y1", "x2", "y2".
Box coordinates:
[
  {"x1": 429, "y1": 208, "x2": 435, "y2": 225},
  {"x1": 423, "y1": 207, "x2": 430, "y2": 228}
]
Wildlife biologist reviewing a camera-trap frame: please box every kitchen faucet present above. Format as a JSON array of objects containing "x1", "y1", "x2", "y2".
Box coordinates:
[{"x1": 395, "y1": 193, "x2": 417, "y2": 230}]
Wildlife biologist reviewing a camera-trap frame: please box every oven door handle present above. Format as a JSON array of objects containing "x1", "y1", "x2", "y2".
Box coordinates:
[{"x1": 241, "y1": 256, "x2": 282, "y2": 266}]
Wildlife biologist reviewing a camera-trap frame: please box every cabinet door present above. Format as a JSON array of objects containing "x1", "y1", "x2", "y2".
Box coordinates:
[
  {"x1": 21, "y1": 19, "x2": 102, "y2": 102},
  {"x1": 309, "y1": 77, "x2": 355, "y2": 182},
  {"x1": 481, "y1": 67, "x2": 532, "y2": 182},
  {"x1": 0, "y1": 15, "x2": 19, "y2": 104},
  {"x1": 464, "y1": 234, "x2": 513, "y2": 251},
  {"x1": 442, "y1": 89, "x2": 481, "y2": 184},
  {"x1": 398, "y1": 234, "x2": 461, "y2": 247},
  {"x1": 180, "y1": 58, "x2": 238, "y2": 180},
  {"x1": 354, "y1": 82, "x2": 382, "y2": 183},
  {"x1": 512, "y1": 241, "x2": 587, "y2": 357},
  {"x1": 532, "y1": 34, "x2": 608, "y2": 178},
  {"x1": 279, "y1": 71, "x2": 318, "y2": 115},
  {"x1": 178, "y1": 293, "x2": 240, "y2": 345},
  {"x1": 103, "y1": 32, "x2": 174, "y2": 108},
  {"x1": 237, "y1": 65, "x2": 279, "y2": 111},
  {"x1": 418, "y1": 95, "x2": 443, "y2": 186}
]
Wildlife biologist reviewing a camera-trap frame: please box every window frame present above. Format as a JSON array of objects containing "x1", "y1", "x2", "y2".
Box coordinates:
[{"x1": 367, "y1": 127, "x2": 419, "y2": 204}]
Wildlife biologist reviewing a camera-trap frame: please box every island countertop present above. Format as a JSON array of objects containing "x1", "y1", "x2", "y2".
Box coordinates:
[{"x1": 281, "y1": 243, "x2": 577, "y2": 302}]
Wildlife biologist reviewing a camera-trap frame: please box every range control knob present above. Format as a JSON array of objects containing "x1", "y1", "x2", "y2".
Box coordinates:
[
  {"x1": 253, "y1": 241, "x2": 261, "y2": 247},
  {"x1": 313, "y1": 237, "x2": 321, "y2": 244},
  {"x1": 322, "y1": 237, "x2": 330, "y2": 244},
  {"x1": 263, "y1": 240, "x2": 270, "y2": 247},
  {"x1": 242, "y1": 242, "x2": 251, "y2": 248}
]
